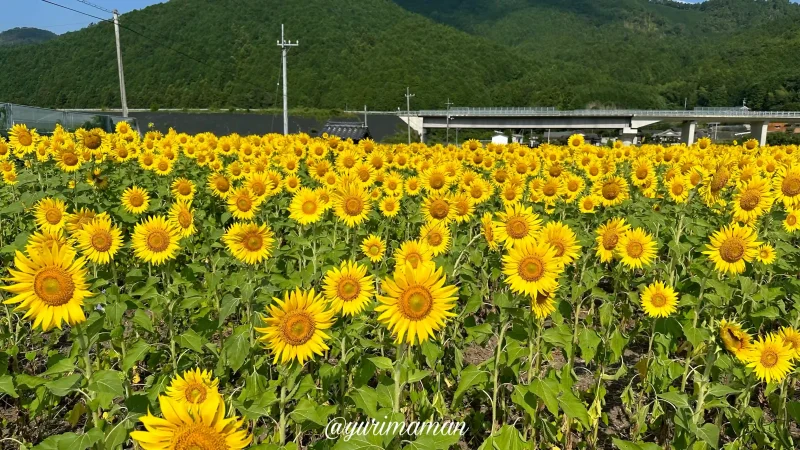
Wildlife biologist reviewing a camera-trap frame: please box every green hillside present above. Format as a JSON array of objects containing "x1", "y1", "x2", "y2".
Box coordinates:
[
  {"x1": 1, "y1": 0, "x2": 799, "y2": 111},
  {"x1": 0, "y1": 27, "x2": 57, "y2": 47}
]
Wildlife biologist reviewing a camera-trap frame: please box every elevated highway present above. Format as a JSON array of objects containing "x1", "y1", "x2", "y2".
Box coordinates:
[{"x1": 356, "y1": 107, "x2": 800, "y2": 146}]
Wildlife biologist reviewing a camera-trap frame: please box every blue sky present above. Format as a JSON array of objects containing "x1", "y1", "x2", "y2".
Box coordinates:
[{"x1": 1, "y1": 1, "x2": 164, "y2": 34}]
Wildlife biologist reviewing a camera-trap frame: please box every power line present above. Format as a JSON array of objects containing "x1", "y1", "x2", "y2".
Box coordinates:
[{"x1": 73, "y1": 0, "x2": 114, "y2": 14}]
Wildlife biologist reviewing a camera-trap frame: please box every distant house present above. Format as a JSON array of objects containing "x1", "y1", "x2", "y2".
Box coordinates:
[
  {"x1": 321, "y1": 121, "x2": 371, "y2": 143},
  {"x1": 769, "y1": 123, "x2": 800, "y2": 134},
  {"x1": 491, "y1": 132, "x2": 509, "y2": 145},
  {"x1": 652, "y1": 129, "x2": 682, "y2": 143}
]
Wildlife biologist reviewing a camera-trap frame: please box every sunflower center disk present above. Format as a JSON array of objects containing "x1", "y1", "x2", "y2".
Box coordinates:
[
  {"x1": 369, "y1": 245, "x2": 380, "y2": 256},
  {"x1": 636, "y1": 167, "x2": 649, "y2": 180},
  {"x1": 720, "y1": 239, "x2": 745, "y2": 263},
  {"x1": 602, "y1": 232, "x2": 619, "y2": 250},
  {"x1": 506, "y1": 217, "x2": 529, "y2": 239},
  {"x1": 782, "y1": 177, "x2": 800, "y2": 197},
  {"x1": 172, "y1": 423, "x2": 227, "y2": 450},
  {"x1": 338, "y1": 279, "x2": 360, "y2": 301},
  {"x1": 146, "y1": 230, "x2": 170, "y2": 252},
  {"x1": 344, "y1": 197, "x2": 363, "y2": 216},
  {"x1": 788, "y1": 215, "x2": 798, "y2": 226},
  {"x1": 551, "y1": 242, "x2": 565, "y2": 257},
  {"x1": 282, "y1": 312, "x2": 315, "y2": 346},
  {"x1": 184, "y1": 383, "x2": 208, "y2": 404},
  {"x1": 429, "y1": 174, "x2": 445, "y2": 189},
  {"x1": 129, "y1": 194, "x2": 144, "y2": 207},
  {"x1": 236, "y1": 197, "x2": 252, "y2": 212},
  {"x1": 243, "y1": 232, "x2": 263, "y2": 252},
  {"x1": 399, "y1": 287, "x2": 434, "y2": 321},
  {"x1": 427, "y1": 233, "x2": 443, "y2": 247},
  {"x1": 178, "y1": 211, "x2": 192, "y2": 228},
  {"x1": 34, "y1": 268, "x2": 75, "y2": 306},
  {"x1": 711, "y1": 170, "x2": 729, "y2": 192},
  {"x1": 626, "y1": 241, "x2": 644, "y2": 258},
  {"x1": 91, "y1": 231, "x2": 112, "y2": 252},
  {"x1": 672, "y1": 184, "x2": 684, "y2": 195},
  {"x1": 543, "y1": 184, "x2": 557, "y2": 196},
  {"x1": 430, "y1": 201, "x2": 449, "y2": 219},
  {"x1": 602, "y1": 183, "x2": 619, "y2": 200},
  {"x1": 760, "y1": 349, "x2": 778, "y2": 368},
  {"x1": 650, "y1": 294, "x2": 667, "y2": 307},
  {"x1": 216, "y1": 180, "x2": 230, "y2": 191},
  {"x1": 519, "y1": 256, "x2": 544, "y2": 282},
  {"x1": 45, "y1": 208, "x2": 62, "y2": 225},
  {"x1": 739, "y1": 190, "x2": 761, "y2": 211}
]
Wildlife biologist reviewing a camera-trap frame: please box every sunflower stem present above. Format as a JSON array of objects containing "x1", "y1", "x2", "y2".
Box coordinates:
[
  {"x1": 393, "y1": 343, "x2": 406, "y2": 414},
  {"x1": 492, "y1": 320, "x2": 511, "y2": 436},
  {"x1": 77, "y1": 323, "x2": 101, "y2": 429}
]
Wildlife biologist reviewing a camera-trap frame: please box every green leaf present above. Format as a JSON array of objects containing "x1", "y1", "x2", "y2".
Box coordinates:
[
  {"x1": 289, "y1": 398, "x2": 336, "y2": 427},
  {"x1": 45, "y1": 373, "x2": 82, "y2": 397},
  {"x1": 658, "y1": 391, "x2": 691, "y2": 410},
  {"x1": 511, "y1": 385, "x2": 538, "y2": 418},
  {"x1": 478, "y1": 424, "x2": 526, "y2": 450},
  {"x1": 558, "y1": 389, "x2": 590, "y2": 428},
  {"x1": 612, "y1": 439, "x2": 661, "y2": 450},
  {"x1": 694, "y1": 423, "x2": 720, "y2": 449},
  {"x1": 452, "y1": 365, "x2": 488, "y2": 407},
  {"x1": 88, "y1": 370, "x2": 124, "y2": 409},
  {"x1": 530, "y1": 378, "x2": 560, "y2": 416},
  {"x1": 218, "y1": 294, "x2": 240, "y2": 326},
  {"x1": 122, "y1": 340, "x2": 151, "y2": 371},
  {"x1": 367, "y1": 356, "x2": 394, "y2": 371},
  {"x1": 223, "y1": 325, "x2": 250, "y2": 372},
  {"x1": 405, "y1": 430, "x2": 462, "y2": 450},
  {"x1": 407, "y1": 369, "x2": 430, "y2": 384},
  {"x1": 787, "y1": 401, "x2": 800, "y2": 423},
  {"x1": 0, "y1": 374, "x2": 18, "y2": 398},
  {"x1": 333, "y1": 433, "x2": 384, "y2": 450},
  {"x1": 683, "y1": 325, "x2": 711, "y2": 349},
  {"x1": 609, "y1": 330, "x2": 628, "y2": 363},
  {"x1": 104, "y1": 416, "x2": 136, "y2": 448},
  {"x1": 707, "y1": 383, "x2": 738, "y2": 397},
  {"x1": 42, "y1": 355, "x2": 75, "y2": 376},
  {"x1": 133, "y1": 309, "x2": 155, "y2": 332},
  {"x1": 349, "y1": 387, "x2": 381, "y2": 419},
  {"x1": 177, "y1": 329, "x2": 206, "y2": 353},
  {"x1": 578, "y1": 327, "x2": 601, "y2": 362},
  {"x1": 56, "y1": 428, "x2": 104, "y2": 450}
]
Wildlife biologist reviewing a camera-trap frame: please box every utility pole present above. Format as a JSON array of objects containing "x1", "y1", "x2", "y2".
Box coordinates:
[
  {"x1": 113, "y1": 10, "x2": 128, "y2": 118},
  {"x1": 277, "y1": 24, "x2": 299, "y2": 135},
  {"x1": 445, "y1": 98, "x2": 454, "y2": 145},
  {"x1": 405, "y1": 87, "x2": 415, "y2": 145},
  {"x1": 363, "y1": 105, "x2": 368, "y2": 127}
]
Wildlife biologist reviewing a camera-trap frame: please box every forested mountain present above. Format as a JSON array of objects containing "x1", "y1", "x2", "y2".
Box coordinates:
[
  {"x1": 0, "y1": 0, "x2": 799, "y2": 111},
  {"x1": 0, "y1": 27, "x2": 57, "y2": 47}
]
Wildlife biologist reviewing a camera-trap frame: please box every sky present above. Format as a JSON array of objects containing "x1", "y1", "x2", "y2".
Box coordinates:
[
  {"x1": 1, "y1": 1, "x2": 164, "y2": 34},
  {"x1": 2, "y1": 0, "x2": 800, "y2": 34}
]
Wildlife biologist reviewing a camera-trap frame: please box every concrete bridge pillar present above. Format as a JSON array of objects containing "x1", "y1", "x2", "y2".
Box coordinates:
[
  {"x1": 750, "y1": 121, "x2": 769, "y2": 147},
  {"x1": 620, "y1": 127, "x2": 638, "y2": 146},
  {"x1": 420, "y1": 128, "x2": 426, "y2": 144},
  {"x1": 681, "y1": 121, "x2": 696, "y2": 146}
]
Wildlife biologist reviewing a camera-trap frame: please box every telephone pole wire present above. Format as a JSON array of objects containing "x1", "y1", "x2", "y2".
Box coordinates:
[
  {"x1": 405, "y1": 87, "x2": 415, "y2": 145},
  {"x1": 277, "y1": 24, "x2": 299, "y2": 135},
  {"x1": 113, "y1": 9, "x2": 128, "y2": 118}
]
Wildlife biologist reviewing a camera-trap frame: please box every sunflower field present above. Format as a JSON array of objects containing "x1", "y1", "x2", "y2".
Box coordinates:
[{"x1": 1, "y1": 124, "x2": 799, "y2": 450}]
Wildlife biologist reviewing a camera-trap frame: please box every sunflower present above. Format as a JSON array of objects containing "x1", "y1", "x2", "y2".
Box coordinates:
[
  {"x1": 376, "y1": 264, "x2": 458, "y2": 346},
  {"x1": 130, "y1": 395, "x2": 251, "y2": 450},
  {"x1": 74, "y1": 216, "x2": 123, "y2": 264},
  {"x1": 567, "y1": 134, "x2": 585, "y2": 149},
  {"x1": 731, "y1": 176, "x2": 773, "y2": 224},
  {"x1": 578, "y1": 195, "x2": 600, "y2": 213},
  {"x1": 34, "y1": 197, "x2": 68, "y2": 233},
  {"x1": 246, "y1": 172, "x2": 272, "y2": 199},
  {"x1": 322, "y1": 261, "x2": 374, "y2": 316},
  {"x1": 379, "y1": 195, "x2": 401, "y2": 218},
  {"x1": 530, "y1": 288, "x2": 557, "y2": 319},
  {"x1": 26, "y1": 230, "x2": 69, "y2": 255},
  {"x1": 171, "y1": 177, "x2": 196, "y2": 201},
  {"x1": 720, "y1": 319, "x2": 753, "y2": 361},
  {"x1": 703, "y1": 223, "x2": 760, "y2": 275},
  {"x1": 773, "y1": 164, "x2": 800, "y2": 208},
  {"x1": 745, "y1": 334, "x2": 795, "y2": 384},
  {"x1": 420, "y1": 193, "x2": 455, "y2": 224},
  {"x1": 450, "y1": 192, "x2": 476, "y2": 223},
  {"x1": 2, "y1": 243, "x2": 90, "y2": 331},
  {"x1": 168, "y1": 200, "x2": 197, "y2": 238},
  {"x1": 640, "y1": 281, "x2": 678, "y2": 318},
  {"x1": 777, "y1": 327, "x2": 800, "y2": 360},
  {"x1": 165, "y1": 368, "x2": 221, "y2": 412},
  {"x1": 255, "y1": 288, "x2": 335, "y2": 365},
  {"x1": 394, "y1": 240, "x2": 435, "y2": 272},
  {"x1": 502, "y1": 240, "x2": 562, "y2": 298},
  {"x1": 667, "y1": 174, "x2": 691, "y2": 203},
  {"x1": 405, "y1": 176, "x2": 422, "y2": 196},
  {"x1": 493, "y1": 203, "x2": 542, "y2": 247},
  {"x1": 222, "y1": 222, "x2": 275, "y2": 265},
  {"x1": 226, "y1": 187, "x2": 260, "y2": 220},
  {"x1": 616, "y1": 228, "x2": 657, "y2": 269},
  {"x1": 593, "y1": 176, "x2": 629, "y2": 207},
  {"x1": 8, "y1": 124, "x2": 38, "y2": 154},
  {"x1": 333, "y1": 183, "x2": 371, "y2": 228},
  {"x1": 784, "y1": 209, "x2": 800, "y2": 232},
  {"x1": 361, "y1": 234, "x2": 386, "y2": 262},
  {"x1": 595, "y1": 218, "x2": 630, "y2": 263},
  {"x1": 481, "y1": 212, "x2": 499, "y2": 250},
  {"x1": 419, "y1": 221, "x2": 451, "y2": 256},
  {"x1": 121, "y1": 186, "x2": 151, "y2": 215},
  {"x1": 539, "y1": 221, "x2": 581, "y2": 265},
  {"x1": 208, "y1": 173, "x2": 233, "y2": 199},
  {"x1": 289, "y1": 188, "x2": 324, "y2": 225},
  {"x1": 131, "y1": 216, "x2": 182, "y2": 265},
  {"x1": 75, "y1": 128, "x2": 107, "y2": 153}
]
